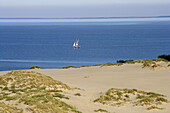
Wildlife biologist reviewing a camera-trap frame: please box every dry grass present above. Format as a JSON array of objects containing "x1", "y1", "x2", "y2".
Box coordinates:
[
  {"x1": 151, "y1": 64, "x2": 163, "y2": 70},
  {"x1": 0, "y1": 102, "x2": 23, "y2": 113},
  {"x1": 94, "y1": 108, "x2": 109, "y2": 112},
  {"x1": 84, "y1": 76, "x2": 89, "y2": 78},
  {"x1": 60, "y1": 66, "x2": 80, "y2": 69},
  {"x1": 59, "y1": 62, "x2": 123, "y2": 69},
  {"x1": 0, "y1": 71, "x2": 81, "y2": 113},
  {"x1": 94, "y1": 88, "x2": 169, "y2": 110},
  {"x1": 146, "y1": 106, "x2": 164, "y2": 110},
  {"x1": 140, "y1": 59, "x2": 155, "y2": 68},
  {"x1": 0, "y1": 71, "x2": 70, "y2": 90},
  {"x1": 59, "y1": 58, "x2": 169, "y2": 70},
  {"x1": 153, "y1": 58, "x2": 168, "y2": 62}
]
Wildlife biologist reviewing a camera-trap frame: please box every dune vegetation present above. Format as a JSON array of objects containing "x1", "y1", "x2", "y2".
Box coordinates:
[
  {"x1": 94, "y1": 108, "x2": 109, "y2": 113},
  {"x1": 158, "y1": 55, "x2": 170, "y2": 61},
  {"x1": 0, "y1": 71, "x2": 81, "y2": 113},
  {"x1": 60, "y1": 57, "x2": 169, "y2": 70},
  {"x1": 94, "y1": 88, "x2": 169, "y2": 110},
  {"x1": 74, "y1": 93, "x2": 81, "y2": 96},
  {"x1": 0, "y1": 102, "x2": 23, "y2": 113},
  {"x1": 30, "y1": 66, "x2": 42, "y2": 69}
]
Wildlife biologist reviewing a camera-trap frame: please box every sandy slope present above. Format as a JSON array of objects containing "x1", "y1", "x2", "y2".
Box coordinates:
[{"x1": 0, "y1": 63, "x2": 170, "y2": 113}]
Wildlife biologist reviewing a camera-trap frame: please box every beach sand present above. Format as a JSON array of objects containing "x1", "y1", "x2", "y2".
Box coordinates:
[{"x1": 0, "y1": 63, "x2": 170, "y2": 113}]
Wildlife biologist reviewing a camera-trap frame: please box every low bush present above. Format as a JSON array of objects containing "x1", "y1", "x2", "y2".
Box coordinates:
[
  {"x1": 117, "y1": 60, "x2": 134, "y2": 63},
  {"x1": 74, "y1": 93, "x2": 81, "y2": 96},
  {"x1": 30, "y1": 66, "x2": 41, "y2": 69},
  {"x1": 158, "y1": 55, "x2": 170, "y2": 61},
  {"x1": 94, "y1": 108, "x2": 108, "y2": 112}
]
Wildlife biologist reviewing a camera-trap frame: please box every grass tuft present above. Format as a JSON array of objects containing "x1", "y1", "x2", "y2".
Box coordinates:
[
  {"x1": 94, "y1": 88, "x2": 169, "y2": 110},
  {"x1": 147, "y1": 106, "x2": 164, "y2": 110},
  {"x1": 74, "y1": 93, "x2": 81, "y2": 96},
  {"x1": 94, "y1": 108, "x2": 108, "y2": 112},
  {"x1": 0, "y1": 102, "x2": 23, "y2": 113},
  {"x1": 0, "y1": 71, "x2": 81, "y2": 113},
  {"x1": 30, "y1": 66, "x2": 41, "y2": 69}
]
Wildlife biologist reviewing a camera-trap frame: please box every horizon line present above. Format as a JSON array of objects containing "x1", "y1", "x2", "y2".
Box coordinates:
[{"x1": 0, "y1": 16, "x2": 170, "y2": 19}]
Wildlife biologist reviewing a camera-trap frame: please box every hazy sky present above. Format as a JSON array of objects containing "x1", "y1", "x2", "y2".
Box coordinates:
[{"x1": 0, "y1": 0, "x2": 170, "y2": 18}]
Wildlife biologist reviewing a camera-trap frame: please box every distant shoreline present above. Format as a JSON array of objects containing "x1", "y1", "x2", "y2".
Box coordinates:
[
  {"x1": 0, "y1": 16, "x2": 170, "y2": 19},
  {"x1": 1, "y1": 57, "x2": 169, "y2": 72}
]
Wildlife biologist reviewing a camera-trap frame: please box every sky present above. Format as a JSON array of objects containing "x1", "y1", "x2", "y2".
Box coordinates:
[{"x1": 0, "y1": 0, "x2": 170, "y2": 18}]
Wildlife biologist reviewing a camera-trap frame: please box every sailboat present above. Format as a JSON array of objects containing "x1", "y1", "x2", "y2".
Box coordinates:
[{"x1": 73, "y1": 40, "x2": 80, "y2": 48}]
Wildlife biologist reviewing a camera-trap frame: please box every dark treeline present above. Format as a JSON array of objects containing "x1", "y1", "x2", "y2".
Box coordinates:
[
  {"x1": 117, "y1": 54, "x2": 170, "y2": 63},
  {"x1": 158, "y1": 55, "x2": 170, "y2": 61}
]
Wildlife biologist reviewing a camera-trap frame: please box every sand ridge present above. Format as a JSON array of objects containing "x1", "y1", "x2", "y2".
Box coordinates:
[{"x1": 0, "y1": 63, "x2": 170, "y2": 113}]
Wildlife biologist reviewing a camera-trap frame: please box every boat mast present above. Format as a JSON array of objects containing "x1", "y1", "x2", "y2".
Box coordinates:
[{"x1": 76, "y1": 40, "x2": 79, "y2": 46}]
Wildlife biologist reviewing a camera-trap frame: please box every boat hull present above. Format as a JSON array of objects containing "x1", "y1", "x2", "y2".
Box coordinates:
[{"x1": 73, "y1": 46, "x2": 80, "y2": 48}]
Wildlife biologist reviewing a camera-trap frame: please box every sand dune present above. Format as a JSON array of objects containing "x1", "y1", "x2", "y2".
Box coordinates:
[{"x1": 0, "y1": 63, "x2": 170, "y2": 113}]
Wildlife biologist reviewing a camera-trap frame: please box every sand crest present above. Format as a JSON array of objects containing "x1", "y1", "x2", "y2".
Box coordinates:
[{"x1": 0, "y1": 63, "x2": 170, "y2": 113}]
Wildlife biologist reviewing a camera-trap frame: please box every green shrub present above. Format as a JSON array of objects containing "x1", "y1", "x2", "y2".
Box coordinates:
[
  {"x1": 156, "y1": 97, "x2": 168, "y2": 103},
  {"x1": 94, "y1": 108, "x2": 108, "y2": 112},
  {"x1": 6, "y1": 96, "x2": 18, "y2": 101},
  {"x1": 47, "y1": 89, "x2": 63, "y2": 92},
  {"x1": 142, "y1": 59, "x2": 155, "y2": 68},
  {"x1": 53, "y1": 93, "x2": 69, "y2": 99},
  {"x1": 30, "y1": 66, "x2": 41, "y2": 69},
  {"x1": 158, "y1": 55, "x2": 170, "y2": 61},
  {"x1": 3, "y1": 87, "x2": 9, "y2": 90},
  {"x1": 81, "y1": 65, "x2": 91, "y2": 67},
  {"x1": 74, "y1": 93, "x2": 81, "y2": 96},
  {"x1": 147, "y1": 106, "x2": 164, "y2": 110},
  {"x1": 117, "y1": 60, "x2": 134, "y2": 63},
  {"x1": 9, "y1": 89, "x2": 17, "y2": 93},
  {"x1": 124, "y1": 94, "x2": 129, "y2": 98},
  {"x1": 93, "y1": 64, "x2": 103, "y2": 66},
  {"x1": 153, "y1": 58, "x2": 168, "y2": 62},
  {"x1": 11, "y1": 85, "x2": 15, "y2": 89},
  {"x1": 102, "y1": 62, "x2": 116, "y2": 66}
]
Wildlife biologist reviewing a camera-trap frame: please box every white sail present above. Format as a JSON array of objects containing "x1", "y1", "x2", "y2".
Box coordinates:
[
  {"x1": 73, "y1": 39, "x2": 80, "y2": 48},
  {"x1": 76, "y1": 43, "x2": 78, "y2": 46},
  {"x1": 73, "y1": 42, "x2": 76, "y2": 47}
]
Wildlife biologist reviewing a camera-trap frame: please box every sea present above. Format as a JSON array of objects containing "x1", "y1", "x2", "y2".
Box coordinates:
[{"x1": 0, "y1": 17, "x2": 170, "y2": 71}]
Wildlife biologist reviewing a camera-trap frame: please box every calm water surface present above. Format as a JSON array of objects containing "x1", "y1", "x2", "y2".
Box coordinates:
[{"x1": 0, "y1": 18, "x2": 170, "y2": 71}]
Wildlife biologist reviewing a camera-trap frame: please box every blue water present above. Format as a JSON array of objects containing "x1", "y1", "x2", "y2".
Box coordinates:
[{"x1": 0, "y1": 17, "x2": 170, "y2": 71}]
